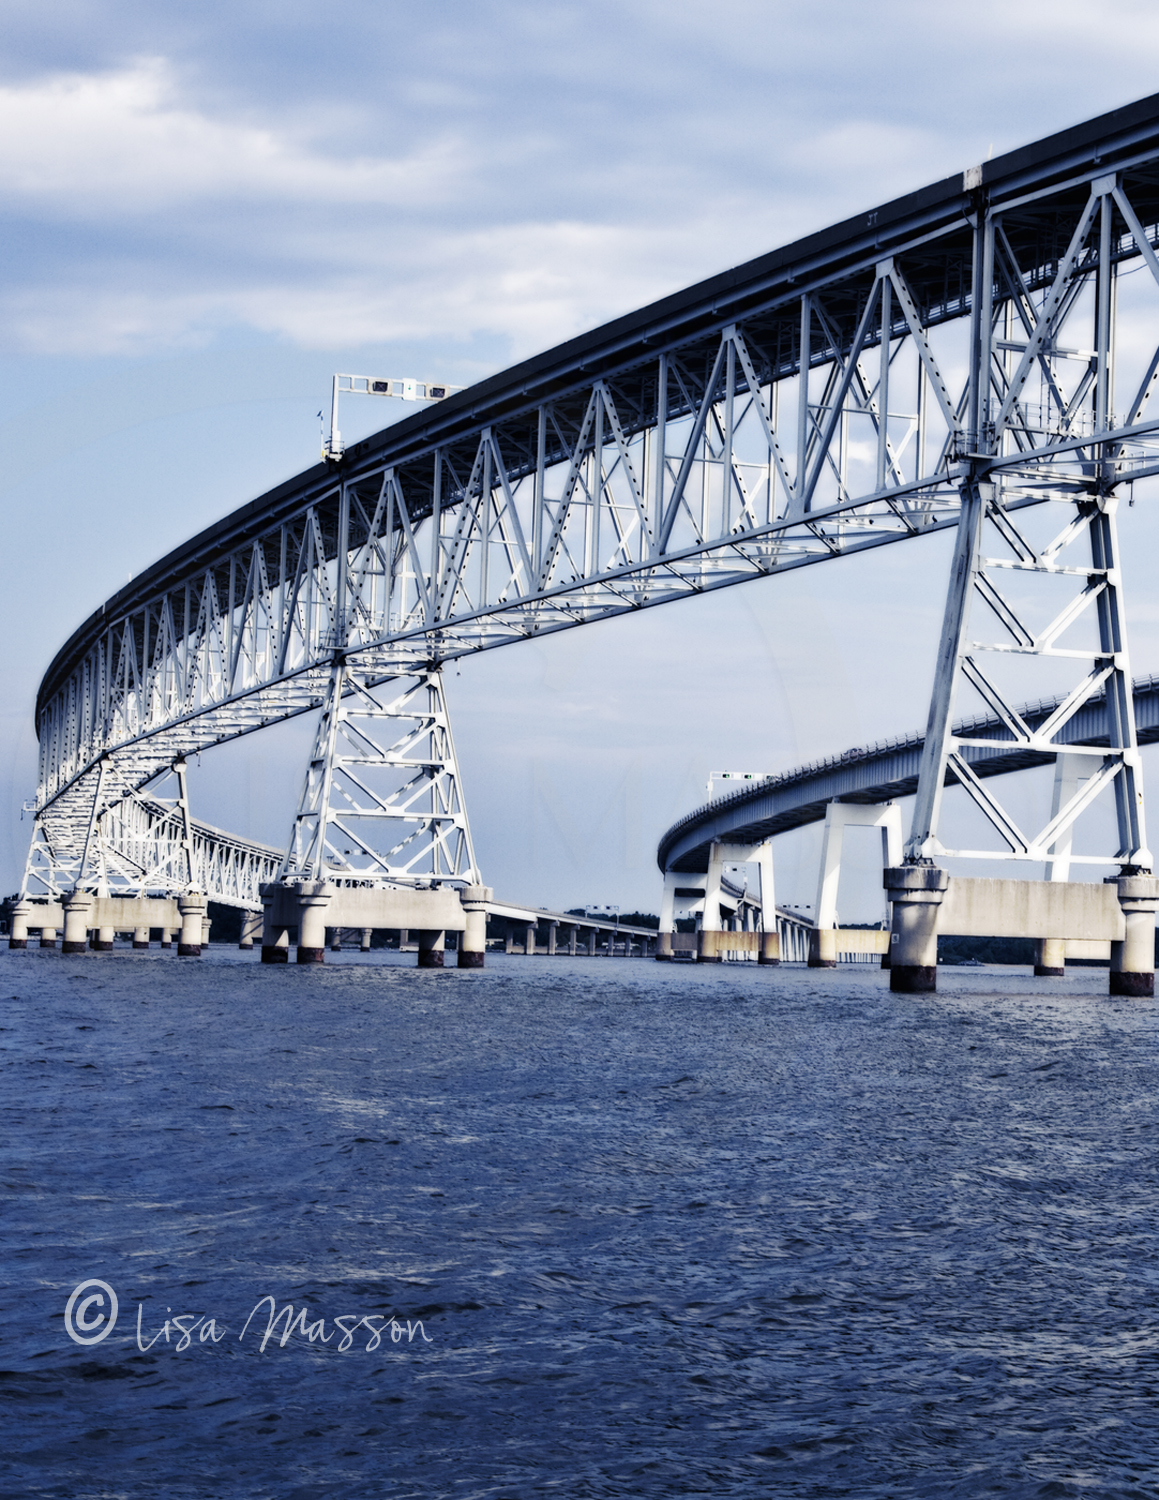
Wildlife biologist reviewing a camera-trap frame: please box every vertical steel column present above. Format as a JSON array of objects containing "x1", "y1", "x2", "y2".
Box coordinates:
[{"x1": 904, "y1": 479, "x2": 990, "y2": 861}]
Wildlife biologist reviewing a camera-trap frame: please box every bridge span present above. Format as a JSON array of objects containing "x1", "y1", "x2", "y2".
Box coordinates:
[
  {"x1": 659, "y1": 673, "x2": 1159, "y2": 875},
  {"x1": 18, "y1": 94, "x2": 1159, "y2": 987}
]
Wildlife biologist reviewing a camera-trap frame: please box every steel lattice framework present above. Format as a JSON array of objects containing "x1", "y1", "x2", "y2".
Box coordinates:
[
  {"x1": 23, "y1": 779, "x2": 282, "y2": 906},
  {"x1": 280, "y1": 669, "x2": 479, "y2": 886},
  {"x1": 27, "y1": 94, "x2": 1159, "y2": 890}
]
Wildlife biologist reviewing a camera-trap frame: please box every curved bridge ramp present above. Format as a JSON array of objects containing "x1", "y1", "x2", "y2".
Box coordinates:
[{"x1": 659, "y1": 673, "x2": 1159, "y2": 875}]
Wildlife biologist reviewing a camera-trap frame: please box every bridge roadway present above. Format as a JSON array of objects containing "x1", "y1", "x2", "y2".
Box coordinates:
[{"x1": 658, "y1": 673, "x2": 1159, "y2": 875}]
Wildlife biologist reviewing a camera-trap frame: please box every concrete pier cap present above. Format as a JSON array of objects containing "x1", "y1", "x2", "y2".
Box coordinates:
[{"x1": 883, "y1": 864, "x2": 949, "y2": 994}]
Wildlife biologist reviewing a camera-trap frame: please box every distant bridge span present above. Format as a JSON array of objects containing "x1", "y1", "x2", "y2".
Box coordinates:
[
  {"x1": 24, "y1": 94, "x2": 1159, "y2": 923},
  {"x1": 659, "y1": 675, "x2": 1159, "y2": 876}
]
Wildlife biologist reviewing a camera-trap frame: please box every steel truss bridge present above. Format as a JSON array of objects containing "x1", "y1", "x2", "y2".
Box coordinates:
[{"x1": 23, "y1": 94, "x2": 1159, "y2": 908}]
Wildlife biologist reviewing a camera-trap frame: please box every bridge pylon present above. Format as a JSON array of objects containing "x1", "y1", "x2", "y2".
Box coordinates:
[
  {"x1": 262, "y1": 664, "x2": 488, "y2": 967},
  {"x1": 279, "y1": 664, "x2": 480, "y2": 889},
  {"x1": 895, "y1": 176, "x2": 1159, "y2": 991}
]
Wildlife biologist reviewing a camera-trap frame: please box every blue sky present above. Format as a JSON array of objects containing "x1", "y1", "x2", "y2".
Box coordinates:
[{"x1": 5, "y1": 0, "x2": 1159, "y2": 916}]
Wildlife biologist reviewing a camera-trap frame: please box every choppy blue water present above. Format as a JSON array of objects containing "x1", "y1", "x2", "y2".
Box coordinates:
[{"x1": 3, "y1": 948, "x2": 1159, "y2": 1498}]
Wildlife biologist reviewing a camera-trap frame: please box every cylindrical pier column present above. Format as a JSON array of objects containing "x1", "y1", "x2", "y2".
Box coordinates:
[
  {"x1": 261, "y1": 886, "x2": 288, "y2": 963},
  {"x1": 1111, "y1": 875, "x2": 1159, "y2": 997},
  {"x1": 696, "y1": 929, "x2": 720, "y2": 963},
  {"x1": 328, "y1": 927, "x2": 342, "y2": 952},
  {"x1": 8, "y1": 899, "x2": 31, "y2": 950},
  {"x1": 160, "y1": 928, "x2": 174, "y2": 949},
  {"x1": 296, "y1": 884, "x2": 333, "y2": 964},
  {"x1": 62, "y1": 892, "x2": 94, "y2": 954},
  {"x1": 238, "y1": 910, "x2": 263, "y2": 950},
  {"x1": 655, "y1": 931, "x2": 673, "y2": 961},
  {"x1": 883, "y1": 865, "x2": 949, "y2": 993},
  {"x1": 177, "y1": 895, "x2": 207, "y2": 957},
  {"x1": 39, "y1": 926, "x2": 57, "y2": 949},
  {"x1": 417, "y1": 930, "x2": 445, "y2": 968},
  {"x1": 458, "y1": 886, "x2": 491, "y2": 968},
  {"x1": 807, "y1": 928, "x2": 837, "y2": 968},
  {"x1": 1034, "y1": 938, "x2": 1066, "y2": 977},
  {"x1": 524, "y1": 921, "x2": 537, "y2": 956},
  {"x1": 132, "y1": 926, "x2": 149, "y2": 950},
  {"x1": 360, "y1": 928, "x2": 372, "y2": 952},
  {"x1": 93, "y1": 927, "x2": 115, "y2": 952},
  {"x1": 547, "y1": 921, "x2": 558, "y2": 956}
]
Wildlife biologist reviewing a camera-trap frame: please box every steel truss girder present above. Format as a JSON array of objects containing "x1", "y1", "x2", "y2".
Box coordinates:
[{"x1": 27, "y1": 101, "x2": 1159, "y2": 884}]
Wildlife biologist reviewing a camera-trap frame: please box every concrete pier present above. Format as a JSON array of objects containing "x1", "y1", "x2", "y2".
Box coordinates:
[
  {"x1": 884, "y1": 865, "x2": 949, "y2": 993},
  {"x1": 259, "y1": 881, "x2": 470, "y2": 966},
  {"x1": 177, "y1": 895, "x2": 207, "y2": 957},
  {"x1": 239, "y1": 910, "x2": 263, "y2": 950},
  {"x1": 8, "y1": 899, "x2": 30, "y2": 950},
  {"x1": 360, "y1": 928, "x2": 372, "y2": 952},
  {"x1": 296, "y1": 884, "x2": 332, "y2": 964},
  {"x1": 807, "y1": 928, "x2": 838, "y2": 968},
  {"x1": 62, "y1": 892, "x2": 93, "y2": 954},
  {"x1": 132, "y1": 926, "x2": 149, "y2": 950},
  {"x1": 417, "y1": 929, "x2": 445, "y2": 968},
  {"x1": 1034, "y1": 938, "x2": 1066, "y2": 977},
  {"x1": 39, "y1": 926, "x2": 56, "y2": 949},
  {"x1": 458, "y1": 886, "x2": 490, "y2": 968},
  {"x1": 1110, "y1": 875, "x2": 1159, "y2": 996}
]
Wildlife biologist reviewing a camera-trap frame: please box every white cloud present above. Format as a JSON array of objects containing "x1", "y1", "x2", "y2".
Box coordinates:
[
  {"x1": 0, "y1": 56, "x2": 466, "y2": 212},
  {"x1": 1, "y1": 195, "x2": 817, "y2": 358}
]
